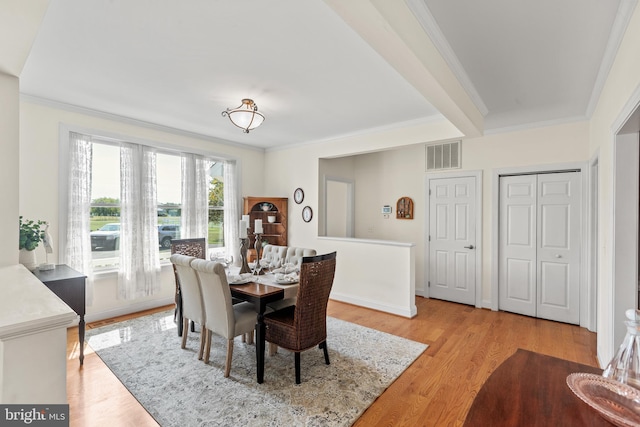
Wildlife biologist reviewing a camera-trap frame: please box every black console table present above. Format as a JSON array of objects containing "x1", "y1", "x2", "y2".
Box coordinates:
[{"x1": 33, "y1": 264, "x2": 87, "y2": 366}]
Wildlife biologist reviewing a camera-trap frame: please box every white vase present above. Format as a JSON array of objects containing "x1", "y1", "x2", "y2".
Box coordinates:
[{"x1": 19, "y1": 249, "x2": 38, "y2": 271}]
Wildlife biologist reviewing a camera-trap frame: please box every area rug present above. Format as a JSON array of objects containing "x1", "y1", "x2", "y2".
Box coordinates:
[{"x1": 86, "y1": 310, "x2": 427, "y2": 426}]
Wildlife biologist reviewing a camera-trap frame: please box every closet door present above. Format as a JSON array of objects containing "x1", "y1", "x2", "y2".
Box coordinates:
[
  {"x1": 499, "y1": 175, "x2": 537, "y2": 316},
  {"x1": 536, "y1": 172, "x2": 580, "y2": 324},
  {"x1": 498, "y1": 172, "x2": 581, "y2": 324}
]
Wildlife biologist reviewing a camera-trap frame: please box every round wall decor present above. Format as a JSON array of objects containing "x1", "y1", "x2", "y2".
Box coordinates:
[
  {"x1": 294, "y1": 187, "x2": 304, "y2": 204},
  {"x1": 302, "y1": 206, "x2": 313, "y2": 222}
]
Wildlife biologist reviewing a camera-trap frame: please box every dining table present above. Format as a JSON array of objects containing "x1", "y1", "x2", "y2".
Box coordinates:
[{"x1": 228, "y1": 270, "x2": 299, "y2": 384}]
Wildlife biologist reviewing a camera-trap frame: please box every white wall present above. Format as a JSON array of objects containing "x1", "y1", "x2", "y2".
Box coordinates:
[
  {"x1": 589, "y1": 4, "x2": 640, "y2": 365},
  {"x1": 0, "y1": 73, "x2": 19, "y2": 267},
  {"x1": 464, "y1": 122, "x2": 590, "y2": 301},
  {"x1": 309, "y1": 122, "x2": 589, "y2": 300},
  {"x1": 19, "y1": 100, "x2": 266, "y2": 321}
]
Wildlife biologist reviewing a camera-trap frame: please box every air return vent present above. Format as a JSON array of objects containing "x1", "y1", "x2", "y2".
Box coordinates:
[{"x1": 426, "y1": 140, "x2": 461, "y2": 171}]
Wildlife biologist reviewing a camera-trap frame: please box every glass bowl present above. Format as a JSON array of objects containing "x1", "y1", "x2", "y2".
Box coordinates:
[{"x1": 566, "y1": 372, "x2": 640, "y2": 427}]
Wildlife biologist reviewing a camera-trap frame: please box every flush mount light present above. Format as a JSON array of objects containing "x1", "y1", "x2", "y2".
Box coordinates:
[{"x1": 221, "y1": 98, "x2": 265, "y2": 133}]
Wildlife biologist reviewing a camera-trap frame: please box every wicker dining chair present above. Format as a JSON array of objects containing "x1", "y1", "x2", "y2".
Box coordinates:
[
  {"x1": 264, "y1": 251, "x2": 337, "y2": 384},
  {"x1": 170, "y1": 254, "x2": 206, "y2": 359},
  {"x1": 190, "y1": 259, "x2": 257, "y2": 377},
  {"x1": 171, "y1": 238, "x2": 207, "y2": 337}
]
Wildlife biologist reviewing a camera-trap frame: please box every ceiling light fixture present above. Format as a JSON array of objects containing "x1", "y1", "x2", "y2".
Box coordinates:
[{"x1": 222, "y1": 98, "x2": 265, "y2": 133}]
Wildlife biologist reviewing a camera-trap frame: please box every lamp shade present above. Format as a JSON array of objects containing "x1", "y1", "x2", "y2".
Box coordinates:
[{"x1": 222, "y1": 99, "x2": 265, "y2": 133}]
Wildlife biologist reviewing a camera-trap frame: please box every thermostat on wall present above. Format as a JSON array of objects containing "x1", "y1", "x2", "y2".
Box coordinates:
[{"x1": 382, "y1": 205, "x2": 392, "y2": 214}]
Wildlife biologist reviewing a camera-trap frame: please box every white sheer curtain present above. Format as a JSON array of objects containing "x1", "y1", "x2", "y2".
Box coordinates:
[
  {"x1": 66, "y1": 132, "x2": 94, "y2": 303},
  {"x1": 118, "y1": 143, "x2": 160, "y2": 300},
  {"x1": 181, "y1": 153, "x2": 209, "y2": 242},
  {"x1": 223, "y1": 161, "x2": 240, "y2": 264}
]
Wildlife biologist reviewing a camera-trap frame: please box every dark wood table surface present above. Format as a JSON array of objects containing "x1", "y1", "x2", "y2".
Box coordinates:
[
  {"x1": 463, "y1": 348, "x2": 615, "y2": 426},
  {"x1": 230, "y1": 282, "x2": 284, "y2": 384},
  {"x1": 33, "y1": 264, "x2": 87, "y2": 365}
]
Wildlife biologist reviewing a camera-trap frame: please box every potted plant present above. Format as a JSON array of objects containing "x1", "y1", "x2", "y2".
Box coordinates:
[{"x1": 19, "y1": 216, "x2": 46, "y2": 270}]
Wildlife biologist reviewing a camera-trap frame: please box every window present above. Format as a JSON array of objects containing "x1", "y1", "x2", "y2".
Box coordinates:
[
  {"x1": 208, "y1": 161, "x2": 224, "y2": 249},
  {"x1": 88, "y1": 140, "x2": 226, "y2": 270}
]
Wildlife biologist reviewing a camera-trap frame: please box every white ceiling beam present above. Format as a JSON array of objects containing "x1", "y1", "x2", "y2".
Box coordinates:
[
  {"x1": 0, "y1": 0, "x2": 49, "y2": 77},
  {"x1": 324, "y1": 0, "x2": 484, "y2": 138}
]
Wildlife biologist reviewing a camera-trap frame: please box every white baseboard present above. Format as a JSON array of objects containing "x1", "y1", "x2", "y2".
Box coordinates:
[
  {"x1": 330, "y1": 292, "x2": 417, "y2": 318},
  {"x1": 85, "y1": 297, "x2": 174, "y2": 323}
]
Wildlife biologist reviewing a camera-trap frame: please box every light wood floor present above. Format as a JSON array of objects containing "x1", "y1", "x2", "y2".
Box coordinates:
[{"x1": 66, "y1": 297, "x2": 598, "y2": 426}]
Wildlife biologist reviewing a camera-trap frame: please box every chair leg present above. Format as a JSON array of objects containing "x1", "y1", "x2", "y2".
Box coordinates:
[
  {"x1": 295, "y1": 352, "x2": 301, "y2": 384},
  {"x1": 203, "y1": 329, "x2": 212, "y2": 364},
  {"x1": 224, "y1": 339, "x2": 234, "y2": 378},
  {"x1": 176, "y1": 296, "x2": 184, "y2": 337},
  {"x1": 181, "y1": 318, "x2": 189, "y2": 349},
  {"x1": 268, "y1": 342, "x2": 277, "y2": 356},
  {"x1": 247, "y1": 331, "x2": 254, "y2": 345},
  {"x1": 320, "y1": 341, "x2": 330, "y2": 365},
  {"x1": 190, "y1": 320, "x2": 195, "y2": 333},
  {"x1": 197, "y1": 327, "x2": 206, "y2": 360}
]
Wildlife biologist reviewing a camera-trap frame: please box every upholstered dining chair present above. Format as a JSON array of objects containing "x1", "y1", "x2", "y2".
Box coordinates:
[
  {"x1": 190, "y1": 259, "x2": 257, "y2": 377},
  {"x1": 171, "y1": 238, "x2": 206, "y2": 336},
  {"x1": 170, "y1": 254, "x2": 206, "y2": 359},
  {"x1": 264, "y1": 251, "x2": 337, "y2": 384}
]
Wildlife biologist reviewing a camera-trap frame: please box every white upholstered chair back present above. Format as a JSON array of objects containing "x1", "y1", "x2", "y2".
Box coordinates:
[
  {"x1": 190, "y1": 258, "x2": 256, "y2": 376},
  {"x1": 261, "y1": 245, "x2": 288, "y2": 267},
  {"x1": 261, "y1": 245, "x2": 316, "y2": 269},
  {"x1": 286, "y1": 247, "x2": 317, "y2": 269},
  {"x1": 170, "y1": 253, "x2": 206, "y2": 358},
  {"x1": 170, "y1": 254, "x2": 205, "y2": 326},
  {"x1": 190, "y1": 259, "x2": 235, "y2": 338}
]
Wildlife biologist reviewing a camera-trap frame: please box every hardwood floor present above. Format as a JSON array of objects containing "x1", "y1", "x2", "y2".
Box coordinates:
[{"x1": 66, "y1": 297, "x2": 598, "y2": 426}]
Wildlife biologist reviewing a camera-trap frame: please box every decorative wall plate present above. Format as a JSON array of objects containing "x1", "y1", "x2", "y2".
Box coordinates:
[
  {"x1": 294, "y1": 188, "x2": 304, "y2": 204},
  {"x1": 302, "y1": 206, "x2": 313, "y2": 222}
]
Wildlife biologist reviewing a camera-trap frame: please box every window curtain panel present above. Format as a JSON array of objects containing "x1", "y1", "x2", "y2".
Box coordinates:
[
  {"x1": 118, "y1": 143, "x2": 160, "y2": 300},
  {"x1": 66, "y1": 131, "x2": 94, "y2": 303},
  {"x1": 181, "y1": 153, "x2": 209, "y2": 242},
  {"x1": 223, "y1": 160, "x2": 240, "y2": 265}
]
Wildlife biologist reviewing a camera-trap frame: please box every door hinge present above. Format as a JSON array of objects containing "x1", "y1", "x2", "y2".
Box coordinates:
[
  {"x1": 428, "y1": 235, "x2": 431, "y2": 241},
  {"x1": 429, "y1": 189, "x2": 431, "y2": 195},
  {"x1": 428, "y1": 281, "x2": 431, "y2": 287}
]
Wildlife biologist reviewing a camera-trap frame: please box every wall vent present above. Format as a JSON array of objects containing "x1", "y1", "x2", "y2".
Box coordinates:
[{"x1": 425, "y1": 140, "x2": 461, "y2": 171}]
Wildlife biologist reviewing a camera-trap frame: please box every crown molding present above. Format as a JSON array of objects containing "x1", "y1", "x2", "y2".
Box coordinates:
[
  {"x1": 20, "y1": 93, "x2": 264, "y2": 153},
  {"x1": 585, "y1": 0, "x2": 639, "y2": 118}
]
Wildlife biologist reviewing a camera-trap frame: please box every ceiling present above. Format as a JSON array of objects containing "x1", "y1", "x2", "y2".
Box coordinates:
[{"x1": 17, "y1": 0, "x2": 629, "y2": 149}]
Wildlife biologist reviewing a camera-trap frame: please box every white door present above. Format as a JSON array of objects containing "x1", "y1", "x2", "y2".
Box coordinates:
[
  {"x1": 498, "y1": 175, "x2": 537, "y2": 316},
  {"x1": 428, "y1": 176, "x2": 476, "y2": 305},
  {"x1": 499, "y1": 172, "x2": 581, "y2": 324}
]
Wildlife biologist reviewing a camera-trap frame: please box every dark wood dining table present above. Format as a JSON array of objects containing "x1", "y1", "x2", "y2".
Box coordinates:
[
  {"x1": 229, "y1": 281, "x2": 285, "y2": 384},
  {"x1": 463, "y1": 348, "x2": 614, "y2": 426}
]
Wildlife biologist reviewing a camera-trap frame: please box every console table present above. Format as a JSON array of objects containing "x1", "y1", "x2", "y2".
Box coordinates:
[{"x1": 33, "y1": 264, "x2": 87, "y2": 365}]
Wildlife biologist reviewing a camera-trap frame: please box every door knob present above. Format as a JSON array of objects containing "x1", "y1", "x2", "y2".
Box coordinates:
[
  {"x1": 556, "y1": 254, "x2": 562, "y2": 258},
  {"x1": 464, "y1": 245, "x2": 475, "y2": 249}
]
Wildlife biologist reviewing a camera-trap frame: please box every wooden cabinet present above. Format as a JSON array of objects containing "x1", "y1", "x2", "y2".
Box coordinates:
[{"x1": 244, "y1": 197, "x2": 288, "y2": 261}]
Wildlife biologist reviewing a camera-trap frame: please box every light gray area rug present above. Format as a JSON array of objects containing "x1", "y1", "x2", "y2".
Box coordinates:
[{"x1": 87, "y1": 310, "x2": 427, "y2": 427}]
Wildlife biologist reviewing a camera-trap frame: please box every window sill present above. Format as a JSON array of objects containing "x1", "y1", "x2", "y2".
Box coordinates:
[{"x1": 91, "y1": 261, "x2": 173, "y2": 279}]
